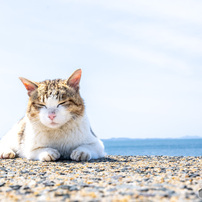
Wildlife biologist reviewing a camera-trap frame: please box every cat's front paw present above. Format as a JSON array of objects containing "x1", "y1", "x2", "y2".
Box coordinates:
[
  {"x1": 38, "y1": 148, "x2": 60, "y2": 162},
  {"x1": 70, "y1": 149, "x2": 91, "y2": 161},
  {"x1": 0, "y1": 149, "x2": 16, "y2": 159}
]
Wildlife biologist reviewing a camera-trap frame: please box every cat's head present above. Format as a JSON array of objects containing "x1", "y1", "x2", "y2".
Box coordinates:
[{"x1": 19, "y1": 69, "x2": 84, "y2": 129}]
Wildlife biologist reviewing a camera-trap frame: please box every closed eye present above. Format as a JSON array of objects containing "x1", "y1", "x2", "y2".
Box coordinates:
[
  {"x1": 57, "y1": 99, "x2": 77, "y2": 107},
  {"x1": 57, "y1": 101, "x2": 68, "y2": 107},
  {"x1": 34, "y1": 103, "x2": 46, "y2": 108}
]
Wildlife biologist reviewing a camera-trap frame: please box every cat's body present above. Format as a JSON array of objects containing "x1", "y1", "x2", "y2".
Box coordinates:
[{"x1": 0, "y1": 69, "x2": 105, "y2": 161}]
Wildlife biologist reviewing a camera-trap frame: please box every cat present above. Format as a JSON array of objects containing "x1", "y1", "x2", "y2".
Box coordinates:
[{"x1": 0, "y1": 69, "x2": 105, "y2": 161}]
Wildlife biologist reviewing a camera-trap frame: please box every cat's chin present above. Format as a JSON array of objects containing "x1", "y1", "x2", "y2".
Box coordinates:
[{"x1": 42, "y1": 122, "x2": 64, "y2": 129}]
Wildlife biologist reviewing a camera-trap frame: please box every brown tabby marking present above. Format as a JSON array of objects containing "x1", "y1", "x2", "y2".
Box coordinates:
[{"x1": 17, "y1": 117, "x2": 26, "y2": 145}]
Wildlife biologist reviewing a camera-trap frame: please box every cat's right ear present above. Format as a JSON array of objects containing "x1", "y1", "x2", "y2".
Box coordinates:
[
  {"x1": 66, "y1": 69, "x2": 82, "y2": 91},
  {"x1": 19, "y1": 77, "x2": 38, "y2": 96}
]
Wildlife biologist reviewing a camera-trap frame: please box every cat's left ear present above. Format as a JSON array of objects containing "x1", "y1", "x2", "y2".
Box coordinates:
[
  {"x1": 66, "y1": 69, "x2": 82, "y2": 91},
  {"x1": 19, "y1": 77, "x2": 38, "y2": 96}
]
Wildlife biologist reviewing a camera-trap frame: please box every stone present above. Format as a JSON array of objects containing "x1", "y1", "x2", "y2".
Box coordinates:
[{"x1": 9, "y1": 185, "x2": 22, "y2": 190}]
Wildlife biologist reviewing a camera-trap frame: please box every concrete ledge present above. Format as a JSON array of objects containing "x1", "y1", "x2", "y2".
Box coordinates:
[{"x1": 0, "y1": 155, "x2": 201, "y2": 201}]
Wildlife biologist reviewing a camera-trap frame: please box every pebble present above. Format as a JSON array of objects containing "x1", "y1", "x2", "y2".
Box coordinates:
[
  {"x1": 43, "y1": 181, "x2": 55, "y2": 186},
  {"x1": 0, "y1": 155, "x2": 201, "y2": 201},
  {"x1": 9, "y1": 185, "x2": 22, "y2": 190},
  {"x1": 0, "y1": 183, "x2": 5, "y2": 187}
]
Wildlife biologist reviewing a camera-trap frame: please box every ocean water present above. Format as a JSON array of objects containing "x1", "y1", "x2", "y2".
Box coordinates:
[{"x1": 102, "y1": 139, "x2": 202, "y2": 156}]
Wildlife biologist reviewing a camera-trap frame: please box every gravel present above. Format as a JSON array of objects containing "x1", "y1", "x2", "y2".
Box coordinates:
[{"x1": 0, "y1": 155, "x2": 201, "y2": 201}]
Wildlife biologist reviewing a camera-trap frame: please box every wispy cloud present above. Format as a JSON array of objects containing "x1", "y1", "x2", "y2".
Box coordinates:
[
  {"x1": 82, "y1": 0, "x2": 202, "y2": 23},
  {"x1": 110, "y1": 22, "x2": 202, "y2": 56},
  {"x1": 93, "y1": 40, "x2": 192, "y2": 75}
]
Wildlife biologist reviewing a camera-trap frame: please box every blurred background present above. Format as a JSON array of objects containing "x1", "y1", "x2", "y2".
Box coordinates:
[{"x1": 0, "y1": 0, "x2": 202, "y2": 139}]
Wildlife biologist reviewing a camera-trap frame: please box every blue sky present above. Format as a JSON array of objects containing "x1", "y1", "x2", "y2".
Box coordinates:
[{"x1": 0, "y1": 0, "x2": 202, "y2": 139}]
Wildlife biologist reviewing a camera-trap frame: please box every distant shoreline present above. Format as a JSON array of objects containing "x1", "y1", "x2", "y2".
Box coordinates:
[{"x1": 102, "y1": 136, "x2": 202, "y2": 140}]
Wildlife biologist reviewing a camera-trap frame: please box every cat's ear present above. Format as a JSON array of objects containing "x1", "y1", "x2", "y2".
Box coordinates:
[
  {"x1": 66, "y1": 69, "x2": 82, "y2": 91},
  {"x1": 19, "y1": 77, "x2": 38, "y2": 96}
]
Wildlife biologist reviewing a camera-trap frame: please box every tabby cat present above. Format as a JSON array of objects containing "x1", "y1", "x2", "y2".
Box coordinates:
[{"x1": 0, "y1": 69, "x2": 105, "y2": 161}]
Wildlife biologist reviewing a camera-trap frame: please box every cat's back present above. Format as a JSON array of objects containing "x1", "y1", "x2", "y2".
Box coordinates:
[{"x1": 0, "y1": 117, "x2": 26, "y2": 152}]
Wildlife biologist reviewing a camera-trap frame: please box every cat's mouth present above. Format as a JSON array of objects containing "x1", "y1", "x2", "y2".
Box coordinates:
[
  {"x1": 50, "y1": 122, "x2": 59, "y2": 126},
  {"x1": 48, "y1": 121, "x2": 61, "y2": 128}
]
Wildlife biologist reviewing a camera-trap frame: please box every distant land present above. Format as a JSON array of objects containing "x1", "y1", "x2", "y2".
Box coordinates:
[
  {"x1": 102, "y1": 136, "x2": 202, "y2": 140},
  {"x1": 180, "y1": 135, "x2": 202, "y2": 139}
]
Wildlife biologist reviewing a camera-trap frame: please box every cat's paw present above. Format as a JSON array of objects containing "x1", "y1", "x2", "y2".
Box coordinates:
[
  {"x1": 70, "y1": 149, "x2": 91, "y2": 161},
  {"x1": 0, "y1": 149, "x2": 16, "y2": 159},
  {"x1": 38, "y1": 148, "x2": 60, "y2": 162}
]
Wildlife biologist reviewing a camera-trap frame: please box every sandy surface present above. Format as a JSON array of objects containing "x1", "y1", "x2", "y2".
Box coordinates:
[{"x1": 0, "y1": 155, "x2": 201, "y2": 202}]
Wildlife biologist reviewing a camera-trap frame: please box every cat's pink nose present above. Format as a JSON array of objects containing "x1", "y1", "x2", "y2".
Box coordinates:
[{"x1": 48, "y1": 113, "x2": 56, "y2": 121}]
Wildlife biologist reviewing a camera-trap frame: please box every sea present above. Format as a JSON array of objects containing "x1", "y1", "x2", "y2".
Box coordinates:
[{"x1": 102, "y1": 138, "x2": 202, "y2": 156}]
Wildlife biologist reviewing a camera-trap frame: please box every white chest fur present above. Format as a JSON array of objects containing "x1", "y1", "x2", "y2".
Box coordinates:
[{"x1": 21, "y1": 113, "x2": 98, "y2": 159}]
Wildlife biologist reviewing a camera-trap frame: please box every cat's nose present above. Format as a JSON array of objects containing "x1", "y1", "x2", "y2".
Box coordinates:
[{"x1": 48, "y1": 113, "x2": 56, "y2": 121}]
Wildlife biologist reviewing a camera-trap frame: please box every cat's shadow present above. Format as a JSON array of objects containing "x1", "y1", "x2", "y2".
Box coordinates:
[{"x1": 58, "y1": 156, "x2": 124, "y2": 163}]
